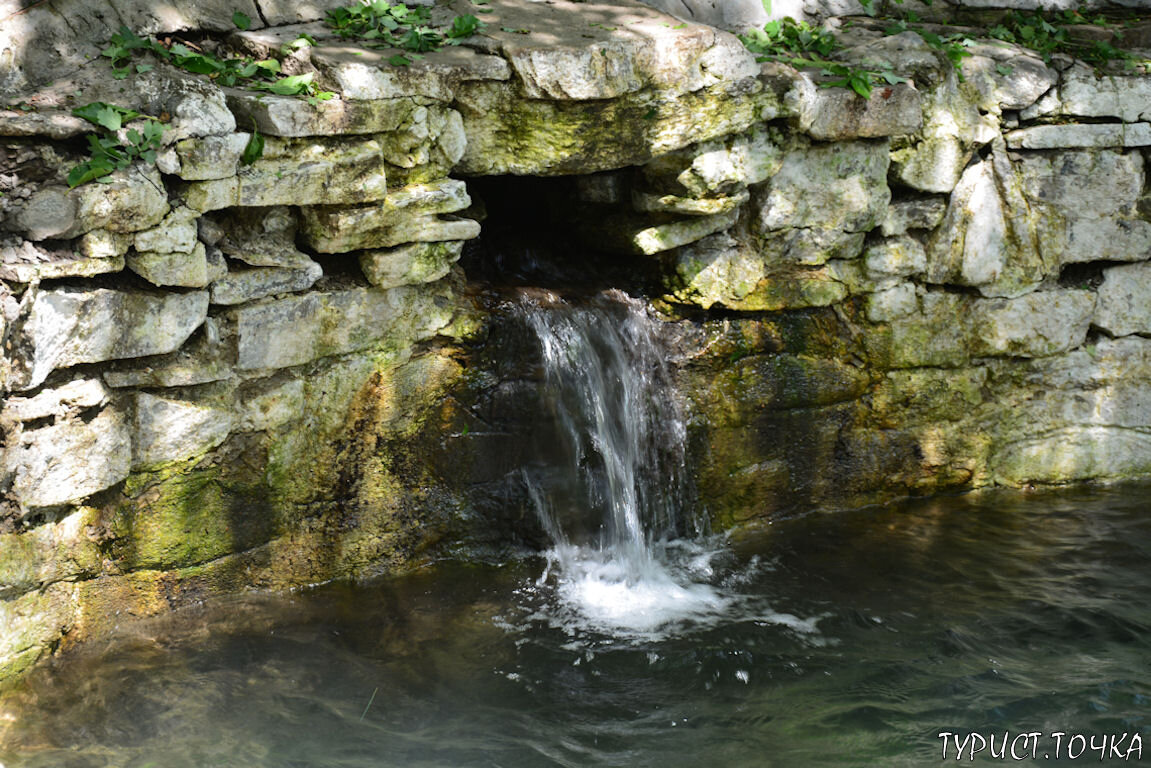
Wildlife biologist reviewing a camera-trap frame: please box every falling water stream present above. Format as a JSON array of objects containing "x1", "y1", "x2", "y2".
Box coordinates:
[
  {"x1": 1, "y1": 292, "x2": 1150, "y2": 767},
  {"x1": 515, "y1": 290, "x2": 736, "y2": 638}
]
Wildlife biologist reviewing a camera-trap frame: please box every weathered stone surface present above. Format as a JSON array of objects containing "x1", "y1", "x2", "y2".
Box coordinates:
[
  {"x1": 102, "y1": 321, "x2": 232, "y2": 388},
  {"x1": 866, "y1": 282, "x2": 918, "y2": 322},
  {"x1": 864, "y1": 236, "x2": 926, "y2": 278},
  {"x1": 9, "y1": 287, "x2": 208, "y2": 391},
  {"x1": 635, "y1": 0, "x2": 770, "y2": 32},
  {"x1": 865, "y1": 292, "x2": 973, "y2": 369},
  {"x1": 132, "y1": 392, "x2": 233, "y2": 469},
  {"x1": 232, "y1": 283, "x2": 455, "y2": 371},
  {"x1": 1094, "y1": 262, "x2": 1151, "y2": 337},
  {"x1": 210, "y1": 262, "x2": 324, "y2": 305},
  {"x1": 2, "y1": 378, "x2": 109, "y2": 422},
  {"x1": 1017, "y1": 149, "x2": 1151, "y2": 266},
  {"x1": 77, "y1": 230, "x2": 133, "y2": 260},
  {"x1": 300, "y1": 179, "x2": 475, "y2": 253},
  {"x1": 632, "y1": 189, "x2": 749, "y2": 216},
  {"x1": 455, "y1": 77, "x2": 772, "y2": 176},
  {"x1": 1059, "y1": 65, "x2": 1151, "y2": 123},
  {"x1": 643, "y1": 126, "x2": 782, "y2": 198},
  {"x1": 0, "y1": 583, "x2": 78, "y2": 680},
  {"x1": 961, "y1": 47, "x2": 1057, "y2": 113},
  {"x1": 633, "y1": 209, "x2": 739, "y2": 255},
  {"x1": 794, "y1": 78, "x2": 922, "y2": 141},
  {"x1": 133, "y1": 207, "x2": 199, "y2": 254},
  {"x1": 760, "y1": 228, "x2": 866, "y2": 266},
  {"x1": 312, "y1": 43, "x2": 509, "y2": 102},
  {"x1": 4, "y1": 406, "x2": 131, "y2": 509},
  {"x1": 927, "y1": 144, "x2": 1048, "y2": 299},
  {"x1": 880, "y1": 197, "x2": 947, "y2": 236},
  {"x1": 889, "y1": 72, "x2": 998, "y2": 194},
  {"x1": 237, "y1": 375, "x2": 306, "y2": 432},
  {"x1": 971, "y1": 290, "x2": 1095, "y2": 359},
  {"x1": 182, "y1": 135, "x2": 389, "y2": 211},
  {"x1": 359, "y1": 240, "x2": 464, "y2": 289},
  {"x1": 134, "y1": 67, "x2": 237, "y2": 140},
  {"x1": 210, "y1": 207, "x2": 315, "y2": 269},
  {"x1": 993, "y1": 427, "x2": 1151, "y2": 487},
  {"x1": 0, "y1": 508, "x2": 102, "y2": 599},
  {"x1": 170, "y1": 133, "x2": 252, "y2": 181},
  {"x1": 0, "y1": 238, "x2": 124, "y2": 283},
  {"x1": 1004, "y1": 122, "x2": 1151, "y2": 149},
  {"x1": 127, "y1": 242, "x2": 225, "y2": 288},
  {"x1": 754, "y1": 139, "x2": 890, "y2": 233},
  {"x1": 13, "y1": 168, "x2": 168, "y2": 240},
  {"x1": 668, "y1": 233, "x2": 764, "y2": 309}
]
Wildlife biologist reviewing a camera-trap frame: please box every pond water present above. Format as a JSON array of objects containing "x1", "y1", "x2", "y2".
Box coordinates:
[{"x1": 1, "y1": 482, "x2": 1149, "y2": 767}]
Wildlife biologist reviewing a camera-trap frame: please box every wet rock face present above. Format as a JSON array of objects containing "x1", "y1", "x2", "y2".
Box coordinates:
[{"x1": 3, "y1": 0, "x2": 1151, "y2": 683}]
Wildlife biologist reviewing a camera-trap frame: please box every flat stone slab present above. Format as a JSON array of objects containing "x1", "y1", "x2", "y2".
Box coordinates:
[
  {"x1": 9, "y1": 287, "x2": 208, "y2": 391},
  {"x1": 1005, "y1": 122, "x2": 1151, "y2": 149}
]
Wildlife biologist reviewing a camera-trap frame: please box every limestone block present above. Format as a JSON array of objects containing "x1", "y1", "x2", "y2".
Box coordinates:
[
  {"x1": 182, "y1": 135, "x2": 390, "y2": 212},
  {"x1": 1004, "y1": 123, "x2": 1151, "y2": 149},
  {"x1": 237, "y1": 375, "x2": 306, "y2": 432},
  {"x1": 635, "y1": 0, "x2": 769, "y2": 32},
  {"x1": 171, "y1": 133, "x2": 252, "y2": 181},
  {"x1": 633, "y1": 209, "x2": 739, "y2": 255},
  {"x1": 133, "y1": 207, "x2": 199, "y2": 254},
  {"x1": 0, "y1": 238, "x2": 124, "y2": 283},
  {"x1": 864, "y1": 292, "x2": 975, "y2": 368},
  {"x1": 1060, "y1": 65, "x2": 1151, "y2": 122},
  {"x1": 132, "y1": 392, "x2": 233, "y2": 469},
  {"x1": 312, "y1": 44, "x2": 510, "y2": 101},
  {"x1": 77, "y1": 230, "x2": 133, "y2": 260},
  {"x1": 927, "y1": 156, "x2": 1045, "y2": 298},
  {"x1": 0, "y1": 583, "x2": 78, "y2": 681},
  {"x1": 961, "y1": 47, "x2": 1057, "y2": 113},
  {"x1": 794, "y1": 78, "x2": 922, "y2": 141},
  {"x1": 232, "y1": 283, "x2": 455, "y2": 371},
  {"x1": 864, "y1": 236, "x2": 926, "y2": 278},
  {"x1": 754, "y1": 139, "x2": 890, "y2": 233},
  {"x1": 134, "y1": 67, "x2": 237, "y2": 140},
  {"x1": 359, "y1": 241, "x2": 464, "y2": 289},
  {"x1": 632, "y1": 189, "x2": 748, "y2": 216},
  {"x1": 9, "y1": 287, "x2": 208, "y2": 391},
  {"x1": 889, "y1": 72, "x2": 998, "y2": 193},
  {"x1": 971, "y1": 290, "x2": 1095, "y2": 359},
  {"x1": 643, "y1": 126, "x2": 782, "y2": 197},
  {"x1": 866, "y1": 282, "x2": 918, "y2": 323},
  {"x1": 2, "y1": 378, "x2": 109, "y2": 422},
  {"x1": 880, "y1": 197, "x2": 947, "y2": 236},
  {"x1": 760, "y1": 228, "x2": 866, "y2": 266},
  {"x1": 210, "y1": 262, "x2": 324, "y2": 305},
  {"x1": 994, "y1": 427, "x2": 1151, "y2": 487},
  {"x1": 1094, "y1": 262, "x2": 1151, "y2": 337},
  {"x1": 128, "y1": 242, "x2": 225, "y2": 288},
  {"x1": 667, "y1": 233, "x2": 765, "y2": 309},
  {"x1": 102, "y1": 321, "x2": 232, "y2": 388},
  {"x1": 1017, "y1": 149, "x2": 1151, "y2": 266},
  {"x1": 211, "y1": 207, "x2": 315, "y2": 269},
  {"x1": 4, "y1": 406, "x2": 132, "y2": 509},
  {"x1": 0, "y1": 508, "x2": 102, "y2": 598},
  {"x1": 300, "y1": 179, "x2": 474, "y2": 253},
  {"x1": 14, "y1": 168, "x2": 168, "y2": 240}
]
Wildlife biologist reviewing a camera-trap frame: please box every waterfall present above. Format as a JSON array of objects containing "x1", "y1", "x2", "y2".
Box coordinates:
[{"x1": 516, "y1": 290, "x2": 729, "y2": 638}]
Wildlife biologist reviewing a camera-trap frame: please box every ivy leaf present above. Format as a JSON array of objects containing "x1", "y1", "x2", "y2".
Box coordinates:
[
  {"x1": 240, "y1": 129, "x2": 265, "y2": 165},
  {"x1": 233, "y1": 10, "x2": 252, "y2": 30}
]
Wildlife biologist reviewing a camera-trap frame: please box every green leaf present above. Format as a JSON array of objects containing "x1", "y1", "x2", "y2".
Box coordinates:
[
  {"x1": 262, "y1": 72, "x2": 315, "y2": 95},
  {"x1": 240, "y1": 129, "x2": 265, "y2": 165},
  {"x1": 233, "y1": 10, "x2": 252, "y2": 30},
  {"x1": 446, "y1": 14, "x2": 485, "y2": 39},
  {"x1": 388, "y1": 54, "x2": 412, "y2": 66}
]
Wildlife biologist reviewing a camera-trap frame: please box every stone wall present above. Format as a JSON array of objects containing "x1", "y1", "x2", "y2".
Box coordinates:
[{"x1": 2, "y1": 0, "x2": 1150, "y2": 679}]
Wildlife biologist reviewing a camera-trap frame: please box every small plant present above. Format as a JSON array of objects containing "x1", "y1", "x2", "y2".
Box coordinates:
[
  {"x1": 101, "y1": 25, "x2": 335, "y2": 102},
  {"x1": 323, "y1": 0, "x2": 486, "y2": 60},
  {"x1": 740, "y1": 17, "x2": 905, "y2": 99},
  {"x1": 989, "y1": 10, "x2": 1134, "y2": 68},
  {"x1": 67, "y1": 102, "x2": 167, "y2": 187}
]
